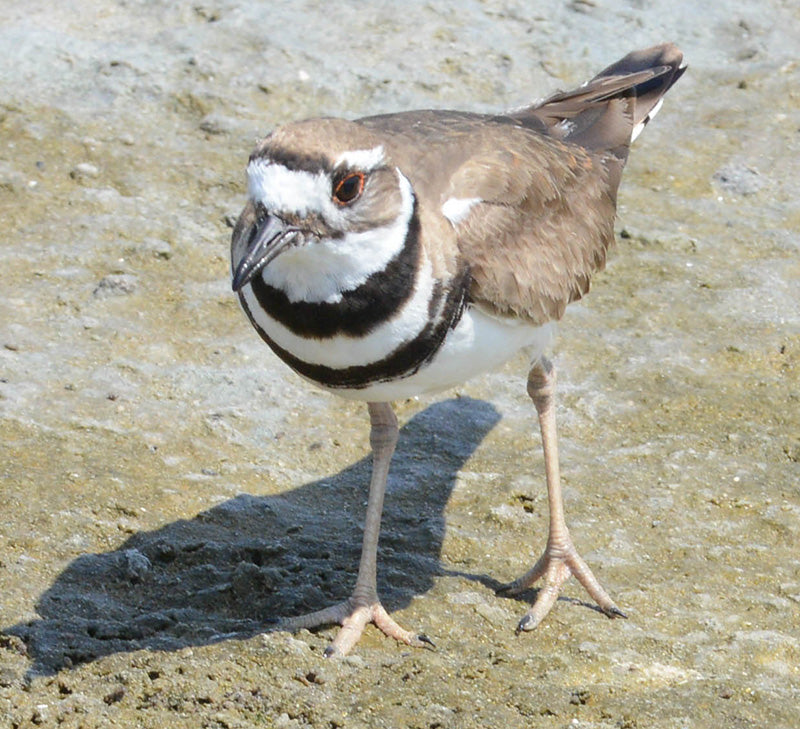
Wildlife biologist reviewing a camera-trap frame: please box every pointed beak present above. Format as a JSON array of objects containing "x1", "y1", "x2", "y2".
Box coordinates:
[{"x1": 231, "y1": 211, "x2": 299, "y2": 292}]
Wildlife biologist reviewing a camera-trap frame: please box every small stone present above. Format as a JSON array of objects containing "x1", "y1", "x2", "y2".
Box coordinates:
[
  {"x1": 103, "y1": 685, "x2": 125, "y2": 704},
  {"x1": 0, "y1": 666, "x2": 19, "y2": 687},
  {"x1": 31, "y1": 704, "x2": 50, "y2": 725},
  {"x1": 342, "y1": 654, "x2": 367, "y2": 669},
  {"x1": 141, "y1": 237, "x2": 173, "y2": 259},
  {"x1": 93, "y1": 273, "x2": 138, "y2": 297},
  {"x1": 116, "y1": 548, "x2": 152, "y2": 583},
  {"x1": 231, "y1": 561, "x2": 276, "y2": 597},
  {"x1": 70, "y1": 162, "x2": 100, "y2": 180},
  {"x1": 0, "y1": 634, "x2": 27, "y2": 656},
  {"x1": 200, "y1": 113, "x2": 234, "y2": 135},
  {"x1": 712, "y1": 163, "x2": 764, "y2": 196},
  {"x1": 0, "y1": 162, "x2": 27, "y2": 192},
  {"x1": 569, "y1": 689, "x2": 591, "y2": 705}
]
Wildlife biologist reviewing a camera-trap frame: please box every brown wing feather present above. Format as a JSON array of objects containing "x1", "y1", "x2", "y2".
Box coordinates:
[
  {"x1": 452, "y1": 43, "x2": 685, "y2": 325},
  {"x1": 448, "y1": 128, "x2": 616, "y2": 325}
]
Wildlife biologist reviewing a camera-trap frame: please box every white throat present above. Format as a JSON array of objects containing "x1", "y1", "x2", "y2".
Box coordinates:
[{"x1": 247, "y1": 164, "x2": 415, "y2": 304}]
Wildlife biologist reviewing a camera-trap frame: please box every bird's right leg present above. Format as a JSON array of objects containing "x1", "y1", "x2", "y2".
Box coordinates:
[{"x1": 279, "y1": 401, "x2": 432, "y2": 657}]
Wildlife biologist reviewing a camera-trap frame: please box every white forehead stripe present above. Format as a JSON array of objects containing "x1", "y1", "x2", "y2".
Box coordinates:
[
  {"x1": 335, "y1": 145, "x2": 385, "y2": 171},
  {"x1": 247, "y1": 161, "x2": 330, "y2": 216}
]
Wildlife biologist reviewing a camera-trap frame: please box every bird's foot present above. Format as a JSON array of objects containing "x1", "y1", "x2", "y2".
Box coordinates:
[
  {"x1": 497, "y1": 537, "x2": 626, "y2": 631},
  {"x1": 278, "y1": 597, "x2": 434, "y2": 658}
]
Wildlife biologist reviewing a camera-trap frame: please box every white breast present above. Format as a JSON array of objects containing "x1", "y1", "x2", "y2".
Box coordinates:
[{"x1": 314, "y1": 306, "x2": 555, "y2": 402}]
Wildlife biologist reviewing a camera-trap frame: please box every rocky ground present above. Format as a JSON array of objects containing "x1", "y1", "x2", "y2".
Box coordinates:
[{"x1": 1, "y1": 1, "x2": 799, "y2": 727}]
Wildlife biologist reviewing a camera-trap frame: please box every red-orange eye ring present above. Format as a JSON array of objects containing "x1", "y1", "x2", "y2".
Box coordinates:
[{"x1": 332, "y1": 172, "x2": 365, "y2": 205}]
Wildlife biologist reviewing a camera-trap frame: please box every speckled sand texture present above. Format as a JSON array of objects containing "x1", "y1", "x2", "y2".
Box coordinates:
[{"x1": 1, "y1": 1, "x2": 799, "y2": 727}]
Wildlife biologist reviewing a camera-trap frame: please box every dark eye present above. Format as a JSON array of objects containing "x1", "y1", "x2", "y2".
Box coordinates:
[{"x1": 333, "y1": 172, "x2": 365, "y2": 205}]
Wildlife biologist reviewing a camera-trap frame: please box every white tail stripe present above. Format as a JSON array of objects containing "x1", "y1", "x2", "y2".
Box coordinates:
[{"x1": 631, "y1": 98, "x2": 664, "y2": 143}]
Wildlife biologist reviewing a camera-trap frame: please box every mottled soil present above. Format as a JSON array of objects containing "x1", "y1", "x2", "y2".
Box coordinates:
[{"x1": 1, "y1": 1, "x2": 799, "y2": 728}]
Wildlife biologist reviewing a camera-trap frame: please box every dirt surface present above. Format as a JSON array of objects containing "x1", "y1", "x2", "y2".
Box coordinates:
[{"x1": 2, "y1": 1, "x2": 799, "y2": 727}]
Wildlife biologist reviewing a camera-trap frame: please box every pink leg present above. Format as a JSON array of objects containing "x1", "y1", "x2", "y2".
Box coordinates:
[
  {"x1": 498, "y1": 357, "x2": 626, "y2": 630},
  {"x1": 280, "y1": 401, "x2": 433, "y2": 656}
]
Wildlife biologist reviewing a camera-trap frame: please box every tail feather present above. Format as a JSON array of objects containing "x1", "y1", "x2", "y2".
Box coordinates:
[
  {"x1": 592, "y1": 43, "x2": 686, "y2": 128},
  {"x1": 511, "y1": 43, "x2": 686, "y2": 152}
]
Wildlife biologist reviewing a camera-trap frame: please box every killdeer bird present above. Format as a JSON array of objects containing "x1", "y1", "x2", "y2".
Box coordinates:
[{"x1": 231, "y1": 44, "x2": 685, "y2": 656}]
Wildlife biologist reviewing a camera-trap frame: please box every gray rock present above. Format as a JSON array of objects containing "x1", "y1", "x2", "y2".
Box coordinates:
[
  {"x1": 70, "y1": 162, "x2": 100, "y2": 181},
  {"x1": 93, "y1": 273, "x2": 138, "y2": 297},
  {"x1": 712, "y1": 162, "x2": 765, "y2": 196}
]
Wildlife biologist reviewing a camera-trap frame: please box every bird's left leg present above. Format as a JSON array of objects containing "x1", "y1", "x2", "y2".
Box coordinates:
[
  {"x1": 497, "y1": 356, "x2": 626, "y2": 630},
  {"x1": 280, "y1": 401, "x2": 432, "y2": 657}
]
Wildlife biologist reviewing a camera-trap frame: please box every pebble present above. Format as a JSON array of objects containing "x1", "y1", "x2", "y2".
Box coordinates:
[
  {"x1": 712, "y1": 163, "x2": 765, "y2": 196},
  {"x1": 93, "y1": 273, "x2": 138, "y2": 297},
  {"x1": 199, "y1": 113, "x2": 235, "y2": 135},
  {"x1": 70, "y1": 162, "x2": 100, "y2": 180},
  {"x1": 116, "y1": 548, "x2": 152, "y2": 583},
  {"x1": 140, "y1": 237, "x2": 173, "y2": 260}
]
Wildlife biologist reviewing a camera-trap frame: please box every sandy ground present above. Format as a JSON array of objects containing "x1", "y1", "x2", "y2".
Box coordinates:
[{"x1": 1, "y1": 0, "x2": 799, "y2": 727}]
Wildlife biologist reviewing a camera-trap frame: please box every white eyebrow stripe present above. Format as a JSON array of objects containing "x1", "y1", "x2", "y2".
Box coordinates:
[{"x1": 335, "y1": 145, "x2": 386, "y2": 171}]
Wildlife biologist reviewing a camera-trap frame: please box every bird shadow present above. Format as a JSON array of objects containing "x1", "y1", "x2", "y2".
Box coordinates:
[{"x1": 4, "y1": 397, "x2": 512, "y2": 677}]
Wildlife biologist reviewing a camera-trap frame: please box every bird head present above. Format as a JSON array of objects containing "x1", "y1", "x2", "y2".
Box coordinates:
[{"x1": 231, "y1": 118, "x2": 414, "y2": 304}]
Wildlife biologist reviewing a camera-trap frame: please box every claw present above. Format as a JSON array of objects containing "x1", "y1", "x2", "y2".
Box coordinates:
[{"x1": 515, "y1": 615, "x2": 534, "y2": 634}]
